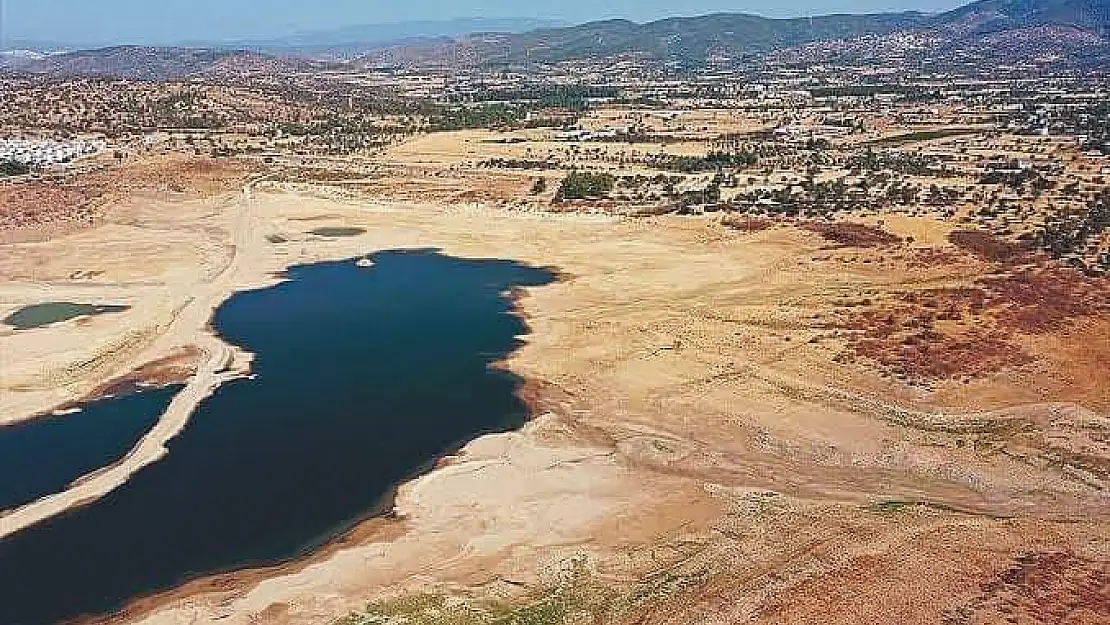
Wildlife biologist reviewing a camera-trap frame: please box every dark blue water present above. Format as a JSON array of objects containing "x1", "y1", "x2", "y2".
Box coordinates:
[
  {"x1": 0, "y1": 249, "x2": 555, "y2": 625},
  {"x1": 0, "y1": 386, "x2": 182, "y2": 512}
]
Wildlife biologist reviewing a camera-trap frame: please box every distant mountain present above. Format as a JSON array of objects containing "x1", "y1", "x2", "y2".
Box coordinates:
[
  {"x1": 932, "y1": 0, "x2": 1110, "y2": 33},
  {"x1": 359, "y1": 12, "x2": 930, "y2": 66},
  {"x1": 0, "y1": 50, "x2": 47, "y2": 62},
  {"x1": 770, "y1": 0, "x2": 1110, "y2": 67},
  {"x1": 174, "y1": 18, "x2": 569, "y2": 60},
  {"x1": 0, "y1": 18, "x2": 566, "y2": 78},
  {"x1": 501, "y1": 12, "x2": 930, "y2": 62},
  {"x1": 0, "y1": 18, "x2": 567, "y2": 61},
  {"x1": 0, "y1": 40, "x2": 72, "y2": 54},
  {"x1": 359, "y1": 0, "x2": 1110, "y2": 67},
  {"x1": 920, "y1": 0, "x2": 1110, "y2": 66},
  {"x1": 256, "y1": 17, "x2": 566, "y2": 47},
  {"x1": 3, "y1": 0, "x2": 1108, "y2": 78},
  {"x1": 0, "y1": 46, "x2": 330, "y2": 80}
]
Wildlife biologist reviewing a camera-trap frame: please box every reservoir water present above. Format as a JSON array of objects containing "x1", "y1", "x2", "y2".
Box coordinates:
[
  {"x1": 0, "y1": 249, "x2": 555, "y2": 625},
  {"x1": 0, "y1": 385, "x2": 183, "y2": 512}
]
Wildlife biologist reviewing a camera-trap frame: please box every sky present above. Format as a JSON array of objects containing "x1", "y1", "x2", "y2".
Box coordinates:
[{"x1": 0, "y1": 0, "x2": 969, "y2": 47}]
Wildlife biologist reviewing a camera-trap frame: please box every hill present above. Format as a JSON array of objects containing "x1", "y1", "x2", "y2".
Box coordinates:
[
  {"x1": 933, "y1": 0, "x2": 1110, "y2": 33},
  {"x1": 766, "y1": 0, "x2": 1110, "y2": 67},
  {"x1": 360, "y1": 11, "x2": 931, "y2": 66},
  {"x1": 184, "y1": 18, "x2": 569, "y2": 60},
  {"x1": 250, "y1": 17, "x2": 566, "y2": 48},
  {"x1": 3, "y1": 0, "x2": 1108, "y2": 77},
  {"x1": 361, "y1": 0, "x2": 1109, "y2": 66},
  {"x1": 0, "y1": 46, "x2": 330, "y2": 80},
  {"x1": 503, "y1": 12, "x2": 929, "y2": 62}
]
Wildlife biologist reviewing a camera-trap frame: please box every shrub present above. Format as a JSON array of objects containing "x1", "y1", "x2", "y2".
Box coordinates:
[
  {"x1": 556, "y1": 170, "x2": 615, "y2": 201},
  {"x1": 0, "y1": 160, "x2": 30, "y2": 176}
]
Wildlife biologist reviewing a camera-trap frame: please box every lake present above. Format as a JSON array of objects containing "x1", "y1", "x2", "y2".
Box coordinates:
[
  {"x1": 0, "y1": 385, "x2": 183, "y2": 513},
  {"x1": 0, "y1": 249, "x2": 555, "y2": 625}
]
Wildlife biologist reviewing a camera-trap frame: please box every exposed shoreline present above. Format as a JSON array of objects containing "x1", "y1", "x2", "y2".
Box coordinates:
[
  {"x1": 0, "y1": 181, "x2": 270, "y2": 540},
  {"x1": 0, "y1": 185, "x2": 556, "y2": 543},
  {"x1": 0, "y1": 330, "x2": 247, "y2": 540},
  {"x1": 3, "y1": 185, "x2": 1106, "y2": 625},
  {"x1": 1, "y1": 200, "x2": 570, "y2": 623}
]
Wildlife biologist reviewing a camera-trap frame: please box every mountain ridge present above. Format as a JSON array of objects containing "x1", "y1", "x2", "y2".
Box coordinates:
[
  {"x1": 358, "y1": 0, "x2": 1109, "y2": 66},
  {"x1": 933, "y1": 0, "x2": 1110, "y2": 33},
  {"x1": 2, "y1": 0, "x2": 1107, "y2": 78},
  {"x1": 0, "y1": 46, "x2": 333, "y2": 80},
  {"x1": 0, "y1": 18, "x2": 567, "y2": 58}
]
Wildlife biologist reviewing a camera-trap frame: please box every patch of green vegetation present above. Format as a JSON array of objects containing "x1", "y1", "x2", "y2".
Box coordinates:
[
  {"x1": 662, "y1": 151, "x2": 758, "y2": 173},
  {"x1": 338, "y1": 555, "x2": 718, "y2": 625},
  {"x1": 809, "y1": 85, "x2": 937, "y2": 99},
  {"x1": 866, "y1": 128, "x2": 978, "y2": 147},
  {"x1": 868, "y1": 500, "x2": 914, "y2": 513},
  {"x1": 340, "y1": 591, "x2": 570, "y2": 625},
  {"x1": 0, "y1": 159, "x2": 30, "y2": 177},
  {"x1": 626, "y1": 568, "x2": 708, "y2": 606},
  {"x1": 464, "y1": 86, "x2": 614, "y2": 112},
  {"x1": 309, "y1": 227, "x2": 367, "y2": 238},
  {"x1": 1029, "y1": 186, "x2": 1110, "y2": 273},
  {"x1": 555, "y1": 171, "x2": 615, "y2": 201},
  {"x1": 428, "y1": 104, "x2": 530, "y2": 132},
  {"x1": 866, "y1": 499, "x2": 1016, "y2": 520}
]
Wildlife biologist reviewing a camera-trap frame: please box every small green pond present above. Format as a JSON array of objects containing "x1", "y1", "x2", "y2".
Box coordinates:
[{"x1": 3, "y1": 302, "x2": 131, "y2": 330}]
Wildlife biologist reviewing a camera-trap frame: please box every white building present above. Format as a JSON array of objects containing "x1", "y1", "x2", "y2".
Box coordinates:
[{"x1": 0, "y1": 139, "x2": 104, "y2": 168}]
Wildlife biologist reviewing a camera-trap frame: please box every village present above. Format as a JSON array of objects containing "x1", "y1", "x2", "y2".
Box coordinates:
[{"x1": 0, "y1": 137, "x2": 103, "y2": 170}]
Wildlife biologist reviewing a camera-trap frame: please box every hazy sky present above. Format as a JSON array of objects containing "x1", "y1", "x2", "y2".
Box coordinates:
[{"x1": 0, "y1": 0, "x2": 968, "y2": 46}]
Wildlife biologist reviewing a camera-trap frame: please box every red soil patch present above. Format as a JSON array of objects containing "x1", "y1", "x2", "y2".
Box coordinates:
[
  {"x1": 87, "y1": 346, "x2": 205, "y2": 399},
  {"x1": 0, "y1": 183, "x2": 97, "y2": 231},
  {"x1": 951, "y1": 552, "x2": 1110, "y2": 625},
  {"x1": 910, "y1": 267, "x2": 1110, "y2": 334},
  {"x1": 847, "y1": 325, "x2": 1032, "y2": 380},
  {"x1": 947, "y1": 229, "x2": 1033, "y2": 264},
  {"x1": 801, "y1": 221, "x2": 903, "y2": 248},
  {"x1": 829, "y1": 267, "x2": 1110, "y2": 381},
  {"x1": 980, "y1": 269, "x2": 1110, "y2": 333}
]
